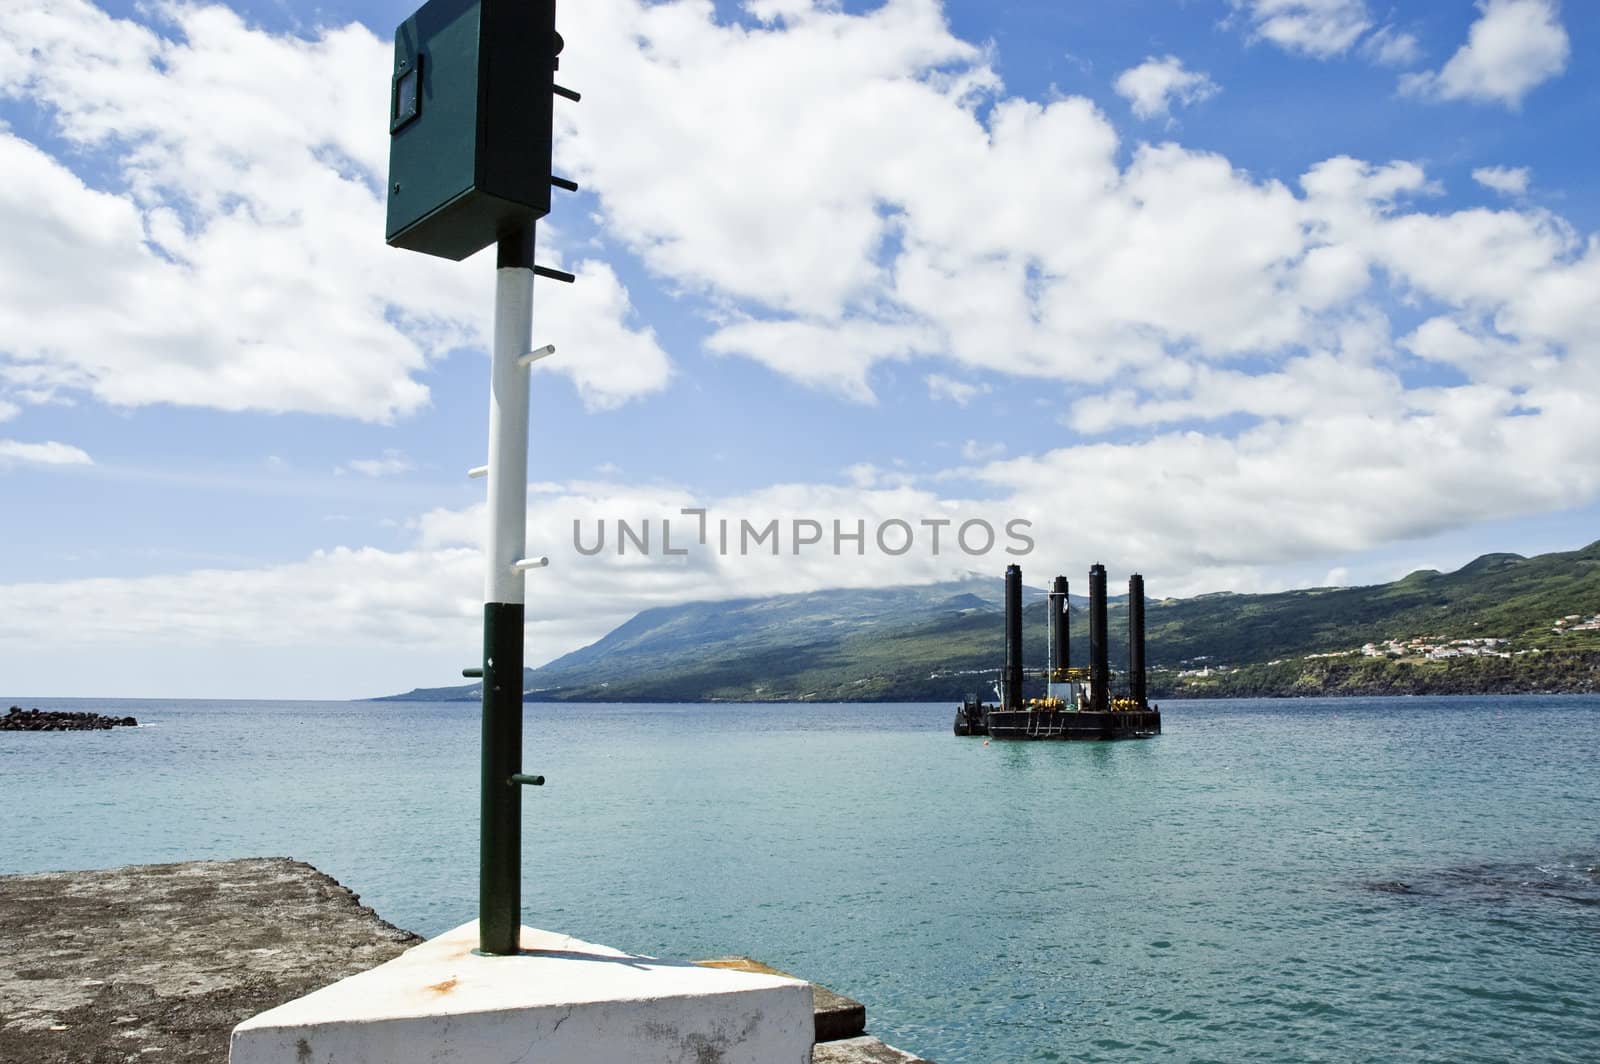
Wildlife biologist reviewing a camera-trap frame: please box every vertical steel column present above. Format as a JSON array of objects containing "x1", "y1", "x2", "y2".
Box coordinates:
[
  {"x1": 479, "y1": 226, "x2": 535, "y2": 956},
  {"x1": 1062, "y1": 578, "x2": 1071, "y2": 675},
  {"x1": 1048, "y1": 575, "x2": 1069, "y2": 680},
  {"x1": 1129, "y1": 573, "x2": 1147, "y2": 709},
  {"x1": 1003, "y1": 564, "x2": 1023, "y2": 711},
  {"x1": 1089, "y1": 564, "x2": 1108, "y2": 712}
]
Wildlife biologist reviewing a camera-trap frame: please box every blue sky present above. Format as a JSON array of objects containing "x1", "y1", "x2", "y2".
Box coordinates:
[{"x1": 2, "y1": 0, "x2": 1597, "y2": 697}]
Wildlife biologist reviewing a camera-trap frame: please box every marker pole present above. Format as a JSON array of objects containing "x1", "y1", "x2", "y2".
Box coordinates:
[{"x1": 479, "y1": 226, "x2": 535, "y2": 956}]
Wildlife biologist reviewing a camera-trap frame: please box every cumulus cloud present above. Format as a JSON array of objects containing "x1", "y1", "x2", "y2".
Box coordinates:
[
  {"x1": 3, "y1": 0, "x2": 1599, "y2": 696},
  {"x1": 1230, "y1": 0, "x2": 1372, "y2": 58},
  {"x1": 1114, "y1": 56, "x2": 1220, "y2": 120},
  {"x1": 1360, "y1": 24, "x2": 1422, "y2": 66},
  {"x1": 977, "y1": 391, "x2": 1600, "y2": 574},
  {"x1": 0, "y1": 477, "x2": 1038, "y2": 673},
  {"x1": 562, "y1": 0, "x2": 1558, "y2": 411},
  {"x1": 925, "y1": 374, "x2": 988, "y2": 405},
  {"x1": 10, "y1": 367, "x2": 1600, "y2": 682},
  {"x1": 1400, "y1": 0, "x2": 1569, "y2": 108},
  {"x1": 339, "y1": 450, "x2": 414, "y2": 478},
  {"x1": 0, "y1": 0, "x2": 670, "y2": 422},
  {"x1": 706, "y1": 319, "x2": 936, "y2": 403},
  {"x1": 1472, "y1": 165, "x2": 1532, "y2": 196},
  {"x1": 0, "y1": 439, "x2": 93, "y2": 467}
]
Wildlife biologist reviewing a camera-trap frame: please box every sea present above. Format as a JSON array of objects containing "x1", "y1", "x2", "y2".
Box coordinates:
[{"x1": 2, "y1": 695, "x2": 1597, "y2": 1063}]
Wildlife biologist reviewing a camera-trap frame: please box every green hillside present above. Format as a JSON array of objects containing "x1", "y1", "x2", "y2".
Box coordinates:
[{"x1": 377, "y1": 540, "x2": 1600, "y2": 702}]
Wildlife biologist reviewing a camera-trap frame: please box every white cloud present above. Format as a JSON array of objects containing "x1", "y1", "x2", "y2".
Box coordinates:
[
  {"x1": 548, "y1": 1, "x2": 1600, "y2": 553},
  {"x1": 960, "y1": 439, "x2": 1005, "y2": 461},
  {"x1": 1400, "y1": 0, "x2": 1569, "y2": 108},
  {"x1": 0, "y1": 546, "x2": 482, "y2": 650},
  {"x1": 1400, "y1": 316, "x2": 1554, "y2": 384},
  {"x1": 0, "y1": 439, "x2": 93, "y2": 467},
  {"x1": 4, "y1": 0, "x2": 1600, "y2": 696},
  {"x1": 339, "y1": 450, "x2": 413, "y2": 478},
  {"x1": 560, "y1": 2, "x2": 1472, "y2": 405},
  {"x1": 10, "y1": 371, "x2": 1600, "y2": 692},
  {"x1": 9, "y1": 0, "x2": 1564, "y2": 424},
  {"x1": 925, "y1": 374, "x2": 988, "y2": 405},
  {"x1": 706, "y1": 319, "x2": 936, "y2": 403},
  {"x1": 0, "y1": 399, "x2": 18, "y2": 423},
  {"x1": 1231, "y1": 0, "x2": 1372, "y2": 58},
  {"x1": 0, "y1": 0, "x2": 670, "y2": 422},
  {"x1": 745, "y1": 0, "x2": 825, "y2": 24},
  {"x1": 0, "y1": 477, "x2": 1031, "y2": 679},
  {"x1": 978, "y1": 390, "x2": 1600, "y2": 574},
  {"x1": 1114, "y1": 56, "x2": 1220, "y2": 120},
  {"x1": 1472, "y1": 165, "x2": 1532, "y2": 196},
  {"x1": 1360, "y1": 25, "x2": 1422, "y2": 66},
  {"x1": 535, "y1": 260, "x2": 672, "y2": 410},
  {"x1": 840, "y1": 463, "x2": 917, "y2": 490},
  {"x1": 557, "y1": 0, "x2": 997, "y2": 318}
]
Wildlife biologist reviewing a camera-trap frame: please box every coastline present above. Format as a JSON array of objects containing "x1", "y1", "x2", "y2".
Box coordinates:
[
  {"x1": 369, "y1": 681, "x2": 1600, "y2": 704},
  {"x1": 372, "y1": 647, "x2": 1600, "y2": 704}
]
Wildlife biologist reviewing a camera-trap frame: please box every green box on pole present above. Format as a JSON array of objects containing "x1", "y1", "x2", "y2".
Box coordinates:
[{"x1": 385, "y1": 0, "x2": 561, "y2": 261}]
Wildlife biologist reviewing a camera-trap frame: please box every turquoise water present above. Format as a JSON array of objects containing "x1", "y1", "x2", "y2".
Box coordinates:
[{"x1": 2, "y1": 695, "x2": 1597, "y2": 1062}]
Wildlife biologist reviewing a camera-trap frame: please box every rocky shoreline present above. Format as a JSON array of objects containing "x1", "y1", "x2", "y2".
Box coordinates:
[{"x1": 3, "y1": 706, "x2": 138, "y2": 731}]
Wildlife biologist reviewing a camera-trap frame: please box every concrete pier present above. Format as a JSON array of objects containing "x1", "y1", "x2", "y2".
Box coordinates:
[
  {"x1": 0, "y1": 858, "x2": 935, "y2": 1063},
  {"x1": 0, "y1": 858, "x2": 420, "y2": 1064},
  {"x1": 228, "y1": 921, "x2": 814, "y2": 1064}
]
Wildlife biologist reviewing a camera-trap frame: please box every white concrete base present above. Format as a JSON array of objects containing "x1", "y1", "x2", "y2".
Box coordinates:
[{"x1": 228, "y1": 920, "x2": 814, "y2": 1064}]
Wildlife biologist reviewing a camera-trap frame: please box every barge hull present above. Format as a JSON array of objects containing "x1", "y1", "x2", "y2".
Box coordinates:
[{"x1": 955, "y1": 707, "x2": 1160, "y2": 740}]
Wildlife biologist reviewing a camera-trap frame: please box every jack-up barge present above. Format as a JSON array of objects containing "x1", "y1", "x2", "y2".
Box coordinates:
[{"x1": 954, "y1": 563, "x2": 1160, "y2": 740}]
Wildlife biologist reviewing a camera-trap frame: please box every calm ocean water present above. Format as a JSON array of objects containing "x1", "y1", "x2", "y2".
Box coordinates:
[{"x1": 2, "y1": 695, "x2": 1597, "y2": 1062}]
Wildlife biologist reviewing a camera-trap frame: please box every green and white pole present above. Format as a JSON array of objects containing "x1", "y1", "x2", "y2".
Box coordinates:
[{"x1": 476, "y1": 225, "x2": 552, "y2": 956}]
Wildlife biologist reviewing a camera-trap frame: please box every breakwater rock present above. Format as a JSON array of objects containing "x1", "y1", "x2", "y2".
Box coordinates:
[{"x1": 2, "y1": 706, "x2": 138, "y2": 731}]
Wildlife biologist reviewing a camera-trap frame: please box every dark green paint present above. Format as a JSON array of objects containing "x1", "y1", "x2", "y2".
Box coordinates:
[
  {"x1": 386, "y1": 0, "x2": 561, "y2": 261},
  {"x1": 479, "y1": 601, "x2": 524, "y2": 955}
]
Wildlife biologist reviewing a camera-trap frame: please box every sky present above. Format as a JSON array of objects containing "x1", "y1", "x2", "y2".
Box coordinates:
[{"x1": 1, "y1": 0, "x2": 1597, "y2": 698}]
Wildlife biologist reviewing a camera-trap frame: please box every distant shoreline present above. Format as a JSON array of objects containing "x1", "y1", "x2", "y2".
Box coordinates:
[
  {"x1": 367, "y1": 684, "x2": 1600, "y2": 705},
  {"x1": 372, "y1": 651, "x2": 1600, "y2": 703}
]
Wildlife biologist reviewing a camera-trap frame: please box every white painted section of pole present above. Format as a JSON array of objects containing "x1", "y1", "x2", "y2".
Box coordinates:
[{"x1": 485, "y1": 266, "x2": 534, "y2": 606}]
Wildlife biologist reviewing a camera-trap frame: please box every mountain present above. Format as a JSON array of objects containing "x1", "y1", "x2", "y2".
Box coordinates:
[{"x1": 376, "y1": 540, "x2": 1600, "y2": 702}]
